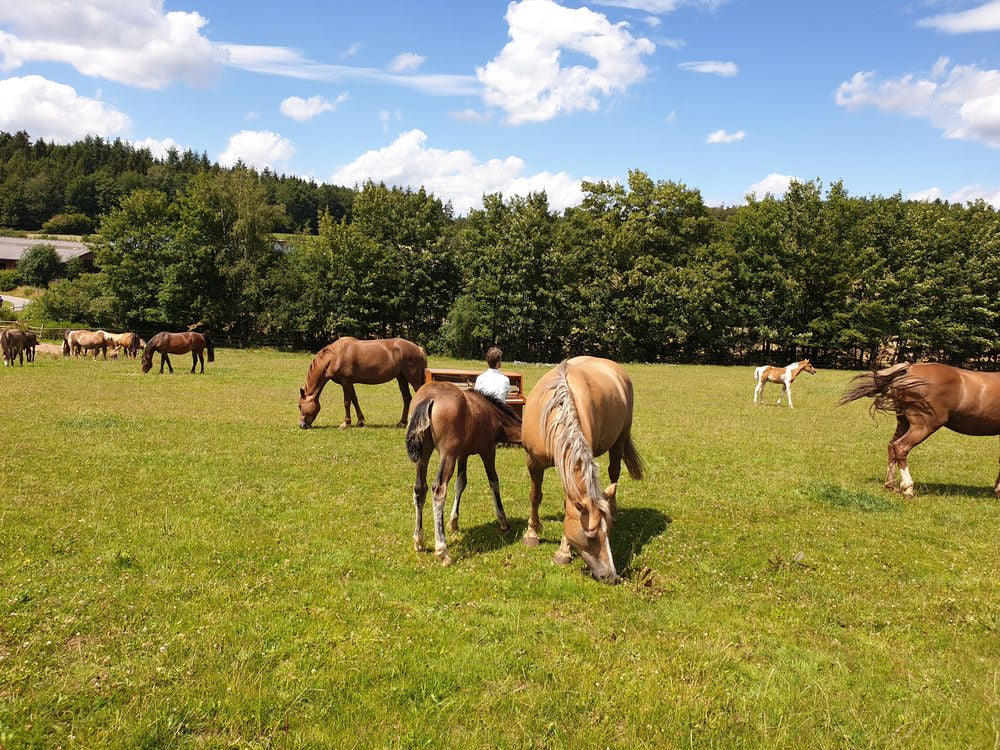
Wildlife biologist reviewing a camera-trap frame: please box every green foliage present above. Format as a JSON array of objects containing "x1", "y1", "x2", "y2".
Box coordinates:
[
  {"x1": 31, "y1": 272, "x2": 119, "y2": 327},
  {"x1": 41, "y1": 212, "x2": 95, "y2": 235},
  {"x1": 0, "y1": 268, "x2": 20, "y2": 291},
  {"x1": 17, "y1": 243, "x2": 62, "y2": 287}
]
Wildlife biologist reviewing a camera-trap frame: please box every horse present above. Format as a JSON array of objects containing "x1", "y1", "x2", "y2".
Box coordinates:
[
  {"x1": 298, "y1": 337, "x2": 427, "y2": 429},
  {"x1": 1, "y1": 328, "x2": 26, "y2": 366},
  {"x1": 63, "y1": 330, "x2": 108, "y2": 360},
  {"x1": 753, "y1": 359, "x2": 817, "y2": 408},
  {"x1": 22, "y1": 331, "x2": 37, "y2": 362},
  {"x1": 840, "y1": 362, "x2": 1000, "y2": 499},
  {"x1": 404, "y1": 381, "x2": 522, "y2": 566},
  {"x1": 521, "y1": 356, "x2": 644, "y2": 583},
  {"x1": 142, "y1": 331, "x2": 214, "y2": 374},
  {"x1": 103, "y1": 331, "x2": 140, "y2": 359}
]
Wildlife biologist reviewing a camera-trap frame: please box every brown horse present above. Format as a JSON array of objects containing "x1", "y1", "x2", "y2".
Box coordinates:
[
  {"x1": 1, "y1": 328, "x2": 26, "y2": 366},
  {"x1": 521, "y1": 357, "x2": 644, "y2": 583},
  {"x1": 298, "y1": 337, "x2": 427, "y2": 429},
  {"x1": 142, "y1": 331, "x2": 214, "y2": 374},
  {"x1": 104, "y1": 331, "x2": 140, "y2": 358},
  {"x1": 404, "y1": 381, "x2": 522, "y2": 565},
  {"x1": 840, "y1": 362, "x2": 1000, "y2": 499},
  {"x1": 753, "y1": 359, "x2": 817, "y2": 408},
  {"x1": 23, "y1": 331, "x2": 37, "y2": 362},
  {"x1": 63, "y1": 330, "x2": 108, "y2": 360}
]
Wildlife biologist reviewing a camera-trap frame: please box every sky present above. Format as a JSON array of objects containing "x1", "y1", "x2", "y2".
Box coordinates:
[{"x1": 0, "y1": 0, "x2": 998, "y2": 213}]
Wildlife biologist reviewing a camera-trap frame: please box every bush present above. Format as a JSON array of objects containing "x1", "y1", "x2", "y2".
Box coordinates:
[
  {"x1": 18, "y1": 244, "x2": 63, "y2": 287},
  {"x1": 41, "y1": 213, "x2": 95, "y2": 235},
  {"x1": 0, "y1": 268, "x2": 19, "y2": 291},
  {"x1": 33, "y1": 273, "x2": 119, "y2": 327},
  {"x1": 63, "y1": 256, "x2": 85, "y2": 281}
]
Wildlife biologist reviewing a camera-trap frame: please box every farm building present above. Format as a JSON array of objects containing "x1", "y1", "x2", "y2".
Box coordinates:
[{"x1": 0, "y1": 237, "x2": 94, "y2": 271}]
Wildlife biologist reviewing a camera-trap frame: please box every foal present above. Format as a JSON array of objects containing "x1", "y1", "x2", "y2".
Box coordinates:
[
  {"x1": 753, "y1": 359, "x2": 816, "y2": 408},
  {"x1": 405, "y1": 381, "x2": 521, "y2": 566}
]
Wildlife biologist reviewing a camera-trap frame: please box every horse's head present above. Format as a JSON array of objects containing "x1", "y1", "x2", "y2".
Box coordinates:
[
  {"x1": 299, "y1": 388, "x2": 320, "y2": 428},
  {"x1": 141, "y1": 349, "x2": 153, "y2": 373},
  {"x1": 563, "y1": 482, "x2": 618, "y2": 583},
  {"x1": 801, "y1": 359, "x2": 817, "y2": 375}
]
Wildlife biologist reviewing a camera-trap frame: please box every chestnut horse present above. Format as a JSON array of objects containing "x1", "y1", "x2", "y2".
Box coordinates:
[
  {"x1": 23, "y1": 331, "x2": 37, "y2": 362},
  {"x1": 298, "y1": 337, "x2": 427, "y2": 429},
  {"x1": 404, "y1": 381, "x2": 522, "y2": 565},
  {"x1": 63, "y1": 330, "x2": 108, "y2": 360},
  {"x1": 753, "y1": 359, "x2": 817, "y2": 408},
  {"x1": 104, "y1": 331, "x2": 140, "y2": 359},
  {"x1": 840, "y1": 362, "x2": 1000, "y2": 499},
  {"x1": 1, "y1": 328, "x2": 26, "y2": 366},
  {"x1": 522, "y1": 356, "x2": 644, "y2": 583},
  {"x1": 142, "y1": 331, "x2": 214, "y2": 374}
]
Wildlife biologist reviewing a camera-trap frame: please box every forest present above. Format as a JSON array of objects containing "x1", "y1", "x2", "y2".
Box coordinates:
[{"x1": 2, "y1": 130, "x2": 997, "y2": 366}]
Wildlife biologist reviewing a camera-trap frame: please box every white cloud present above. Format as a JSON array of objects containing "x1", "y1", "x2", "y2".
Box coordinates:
[
  {"x1": 223, "y1": 43, "x2": 478, "y2": 96},
  {"x1": 477, "y1": 0, "x2": 655, "y2": 125},
  {"x1": 665, "y1": 110, "x2": 677, "y2": 124},
  {"x1": 218, "y1": 130, "x2": 295, "y2": 170},
  {"x1": 340, "y1": 42, "x2": 362, "y2": 60},
  {"x1": 0, "y1": 0, "x2": 225, "y2": 89},
  {"x1": 449, "y1": 108, "x2": 493, "y2": 123},
  {"x1": 244, "y1": 110, "x2": 259, "y2": 121},
  {"x1": 0, "y1": 75, "x2": 130, "y2": 141},
  {"x1": 908, "y1": 184, "x2": 1000, "y2": 207},
  {"x1": 643, "y1": 15, "x2": 662, "y2": 27},
  {"x1": 132, "y1": 136, "x2": 183, "y2": 160},
  {"x1": 280, "y1": 93, "x2": 348, "y2": 122},
  {"x1": 330, "y1": 129, "x2": 587, "y2": 213},
  {"x1": 835, "y1": 57, "x2": 1000, "y2": 148},
  {"x1": 917, "y1": 1, "x2": 1000, "y2": 33},
  {"x1": 706, "y1": 128, "x2": 744, "y2": 143},
  {"x1": 589, "y1": 0, "x2": 727, "y2": 13},
  {"x1": 746, "y1": 173, "x2": 795, "y2": 199},
  {"x1": 388, "y1": 52, "x2": 426, "y2": 73},
  {"x1": 656, "y1": 37, "x2": 686, "y2": 49},
  {"x1": 678, "y1": 60, "x2": 739, "y2": 76}
]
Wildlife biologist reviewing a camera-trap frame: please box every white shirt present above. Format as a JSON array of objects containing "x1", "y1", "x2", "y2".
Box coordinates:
[{"x1": 475, "y1": 368, "x2": 511, "y2": 401}]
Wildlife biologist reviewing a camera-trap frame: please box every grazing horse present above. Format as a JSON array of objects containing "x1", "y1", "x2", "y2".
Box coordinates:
[
  {"x1": 840, "y1": 363, "x2": 1000, "y2": 499},
  {"x1": 522, "y1": 356, "x2": 644, "y2": 583},
  {"x1": 23, "y1": 331, "x2": 37, "y2": 363},
  {"x1": 405, "y1": 381, "x2": 522, "y2": 566},
  {"x1": 753, "y1": 359, "x2": 817, "y2": 408},
  {"x1": 141, "y1": 331, "x2": 214, "y2": 374},
  {"x1": 298, "y1": 337, "x2": 427, "y2": 429},
  {"x1": 1, "y1": 328, "x2": 26, "y2": 366},
  {"x1": 103, "y1": 331, "x2": 140, "y2": 359},
  {"x1": 63, "y1": 330, "x2": 108, "y2": 360}
]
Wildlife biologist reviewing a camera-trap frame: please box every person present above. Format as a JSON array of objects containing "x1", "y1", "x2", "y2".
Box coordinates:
[{"x1": 474, "y1": 346, "x2": 511, "y2": 401}]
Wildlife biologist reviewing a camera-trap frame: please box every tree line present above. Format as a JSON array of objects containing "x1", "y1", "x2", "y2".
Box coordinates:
[{"x1": 5, "y1": 132, "x2": 998, "y2": 367}]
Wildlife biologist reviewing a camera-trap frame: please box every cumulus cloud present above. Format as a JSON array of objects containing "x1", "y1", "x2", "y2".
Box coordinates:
[
  {"x1": 746, "y1": 173, "x2": 795, "y2": 199},
  {"x1": 218, "y1": 130, "x2": 295, "y2": 170},
  {"x1": 678, "y1": 60, "x2": 739, "y2": 76},
  {"x1": 280, "y1": 93, "x2": 348, "y2": 121},
  {"x1": 0, "y1": 75, "x2": 130, "y2": 141},
  {"x1": 477, "y1": 0, "x2": 655, "y2": 125},
  {"x1": 330, "y1": 129, "x2": 587, "y2": 213},
  {"x1": 909, "y1": 184, "x2": 1000, "y2": 208},
  {"x1": 917, "y1": 1, "x2": 1000, "y2": 33},
  {"x1": 835, "y1": 57, "x2": 1000, "y2": 148},
  {"x1": 132, "y1": 136, "x2": 183, "y2": 160},
  {"x1": 706, "y1": 128, "x2": 744, "y2": 143},
  {"x1": 0, "y1": 0, "x2": 225, "y2": 89},
  {"x1": 388, "y1": 52, "x2": 426, "y2": 72}
]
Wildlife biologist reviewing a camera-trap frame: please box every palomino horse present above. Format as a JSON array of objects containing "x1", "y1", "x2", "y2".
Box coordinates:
[
  {"x1": 753, "y1": 359, "x2": 817, "y2": 408},
  {"x1": 1, "y1": 328, "x2": 26, "y2": 366},
  {"x1": 103, "y1": 331, "x2": 140, "y2": 359},
  {"x1": 63, "y1": 330, "x2": 108, "y2": 360},
  {"x1": 142, "y1": 331, "x2": 214, "y2": 374},
  {"x1": 522, "y1": 356, "x2": 644, "y2": 583},
  {"x1": 405, "y1": 381, "x2": 522, "y2": 565},
  {"x1": 298, "y1": 337, "x2": 427, "y2": 429},
  {"x1": 840, "y1": 363, "x2": 1000, "y2": 499}
]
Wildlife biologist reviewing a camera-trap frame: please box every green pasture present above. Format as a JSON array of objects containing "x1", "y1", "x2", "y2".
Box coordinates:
[{"x1": 1, "y1": 351, "x2": 998, "y2": 748}]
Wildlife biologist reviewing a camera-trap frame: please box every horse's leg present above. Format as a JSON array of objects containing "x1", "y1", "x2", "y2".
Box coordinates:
[
  {"x1": 191, "y1": 351, "x2": 197, "y2": 373},
  {"x1": 892, "y1": 421, "x2": 938, "y2": 499},
  {"x1": 753, "y1": 377, "x2": 764, "y2": 405},
  {"x1": 413, "y1": 445, "x2": 431, "y2": 552},
  {"x1": 339, "y1": 383, "x2": 353, "y2": 428},
  {"x1": 553, "y1": 535, "x2": 573, "y2": 565},
  {"x1": 785, "y1": 380, "x2": 795, "y2": 409},
  {"x1": 351, "y1": 385, "x2": 365, "y2": 427},
  {"x1": 165, "y1": 353, "x2": 173, "y2": 373},
  {"x1": 159, "y1": 352, "x2": 165, "y2": 373},
  {"x1": 431, "y1": 454, "x2": 457, "y2": 565},
  {"x1": 450, "y1": 456, "x2": 468, "y2": 532},
  {"x1": 607, "y1": 438, "x2": 624, "y2": 520},
  {"x1": 200, "y1": 350, "x2": 205, "y2": 373},
  {"x1": 885, "y1": 415, "x2": 909, "y2": 490},
  {"x1": 395, "y1": 375, "x2": 411, "y2": 428},
  {"x1": 481, "y1": 449, "x2": 510, "y2": 532},
  {"x1": 523, "y1": 461, "x2": 545, "y2": 547},
  {"x1": 994, "y1": 436, "x2": 1000, "y2": 500}
]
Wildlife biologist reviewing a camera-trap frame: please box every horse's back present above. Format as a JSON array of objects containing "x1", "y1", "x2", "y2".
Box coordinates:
[{"x1": 907, "y1": 363, "x2": 1000, "y2": 435}]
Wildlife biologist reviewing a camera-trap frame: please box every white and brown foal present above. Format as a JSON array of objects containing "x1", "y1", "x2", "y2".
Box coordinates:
[{"x1": 753, "y1": 359, "x2": 816, "y2": 408}]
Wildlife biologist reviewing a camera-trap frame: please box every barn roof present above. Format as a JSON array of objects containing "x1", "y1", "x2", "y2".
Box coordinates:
[{"x1": 0, "y1": 237, "x2": 93, "y2": 262}]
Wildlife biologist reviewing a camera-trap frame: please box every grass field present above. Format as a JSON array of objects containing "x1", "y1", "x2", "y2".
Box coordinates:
[{"x1": 1, "y1": 350, "x2": 999, "y2": 748}]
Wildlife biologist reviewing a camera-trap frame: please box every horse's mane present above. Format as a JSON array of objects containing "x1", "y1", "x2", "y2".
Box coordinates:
[
  {"x1": 467, "y1": 389, "x2": 522, "y2": 446},
  {"x1": 539, "y1": 360, "x2": 610, "y2": 517}
]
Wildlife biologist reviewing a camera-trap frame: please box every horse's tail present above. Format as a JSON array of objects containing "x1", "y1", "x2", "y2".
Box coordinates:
[
  {"x1": 622, "y1": 431, "x2": 644, "y2": 481},
  {"x1": 839, "y1": 363, "x2": 930, "y2": 416},
  {"x1": 753, "y1": 365, "x2": 764, "y2": 381},
  {"x1": 405, "y1": 399, "x2": 433, "y2": 462},
  {"x1": 62, "y1": 330, "x2": 71, "y2": 356},
  {"x1": 204, "y1": 334, "x2": 215, "y2": 362}
]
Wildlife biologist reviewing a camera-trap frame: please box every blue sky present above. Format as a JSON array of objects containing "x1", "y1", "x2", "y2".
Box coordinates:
[{"x1": 0, "y1": 0, "x2": 998, "y2": 212}]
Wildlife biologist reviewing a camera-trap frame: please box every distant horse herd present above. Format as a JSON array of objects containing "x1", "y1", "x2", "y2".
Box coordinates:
[{"x1": 3, "y1": 327, "x2": 998, "y2": 583}]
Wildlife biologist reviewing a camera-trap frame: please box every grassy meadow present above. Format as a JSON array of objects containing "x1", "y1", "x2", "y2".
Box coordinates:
[{"x1": 1, "y1": 349, "x2": 999, "y2": 748}]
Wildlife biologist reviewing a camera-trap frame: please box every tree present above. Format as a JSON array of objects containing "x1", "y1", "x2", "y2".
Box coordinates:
[{"x1": 18, "y1": 243, "x2": 63, "y2": 286}]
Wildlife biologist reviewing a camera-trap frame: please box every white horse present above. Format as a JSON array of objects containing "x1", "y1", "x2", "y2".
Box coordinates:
[{"x1": 753, "y1": 360, "x2": 817, "y2": 408}]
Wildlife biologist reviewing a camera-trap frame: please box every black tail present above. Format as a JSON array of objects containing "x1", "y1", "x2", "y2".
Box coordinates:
[
  {"x1": 204, "y1": 334, "x2": 215, "y2": 362},
  {"x1": 405, "y1": 399, "x2": 433, "y2": 462}
]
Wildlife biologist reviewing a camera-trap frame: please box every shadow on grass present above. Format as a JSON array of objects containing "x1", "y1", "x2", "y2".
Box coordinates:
[
  {"x1": 610, "y1": 507, "x2": 671, "y2": 570},
  {"x1": 915, "y1": 482, "x2": 998, "y2": 499},
  {"x1": 455, "y1": 517, "x2": 528, "y2": 556}
]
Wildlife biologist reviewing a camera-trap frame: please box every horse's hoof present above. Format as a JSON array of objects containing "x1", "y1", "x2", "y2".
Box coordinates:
[
  {"x1": 499, "y1": 522, "x2": 510, "y2": 534},
  {"x1": 414, "y1": 536, "x2": 424, "y2": 552},
  {"x1": 901, "y1": 488, "x2": 915, "y2": 500},
  {"x1": 884, "y1": 482, "x2": 896, "y2": 491},
  {"x1": 522, "y1": 534, "x2": 540, "y2": 548},
  {"x1": 450, "y1": 517, "x2": 459, "y2": 532},
  {"x1": 437, "y1": 551, "x2": 452, "y2": 566},
  {"x1": 339, "y1": 422, "x2": 350, "y2": 430},
  {"x1": 396, "y1": 420, "x2": 406, "y2": 428},
  {"x1": 552, "y1": 550, "x2": 572, "y2": 565},
  {"x1": 356, "y1": 421, "x2": 366, "y2": 428}
]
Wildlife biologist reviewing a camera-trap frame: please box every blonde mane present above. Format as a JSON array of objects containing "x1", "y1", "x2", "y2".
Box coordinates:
[{"x1": 539, "y1": 360, "x2": 611, "y2": 517}]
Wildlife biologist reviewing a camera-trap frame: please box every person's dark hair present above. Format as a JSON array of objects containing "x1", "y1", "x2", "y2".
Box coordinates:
[{"x1": 486, "y1": 346, "x2": 503, "y2": 369}]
